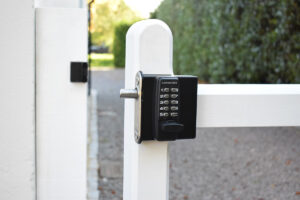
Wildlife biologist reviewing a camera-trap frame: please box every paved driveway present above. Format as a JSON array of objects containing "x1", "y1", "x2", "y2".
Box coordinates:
[{"x1": 92, "y1": 68, "x2": 300, "y2": 200}]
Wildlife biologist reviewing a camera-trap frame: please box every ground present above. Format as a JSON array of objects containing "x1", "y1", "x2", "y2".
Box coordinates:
[{"x1": 92, "y1": 68, "x2": 300, "y2": 200}]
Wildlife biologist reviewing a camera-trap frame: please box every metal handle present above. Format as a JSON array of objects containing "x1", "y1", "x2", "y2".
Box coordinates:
[{"x1": 120, "y1": 88, "x2": 138, "y2": 99}]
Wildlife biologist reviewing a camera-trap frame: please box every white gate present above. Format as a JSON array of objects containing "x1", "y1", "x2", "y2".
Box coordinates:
[{"x1": 122, "y1": 19, "x2": 300, "y2": 200}]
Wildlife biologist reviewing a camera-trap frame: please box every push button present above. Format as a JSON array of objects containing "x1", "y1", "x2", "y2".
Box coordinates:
[
  {"x1": 160, "y1": 122, "x2": 184, "y2": 133},
  {"x1": 171, "y1": 88, "x2": 178, "y2": 92},
  {"x1": 161, "y1": 88, "x2": 170, "y2": 92},
  {"x1": 170, "y1": 106, "x2": 178, "y2": 111},
  {"x1": 160, "y1": 106, "x2": 169, "y2": 111},
  {"x1": 160, "y1": 112, "x2": 169, "y2": 117},
  {"x1": 171, "y1": 100, "x2": 178, "y2": 104},
  {"x1": 170, "y1": 112, "x2": 178, "y2": 117}
]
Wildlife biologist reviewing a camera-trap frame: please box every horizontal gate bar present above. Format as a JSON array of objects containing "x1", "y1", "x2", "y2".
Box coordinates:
[{"x1": 196, "y1": 84, "x2": 300, "y2": 127}]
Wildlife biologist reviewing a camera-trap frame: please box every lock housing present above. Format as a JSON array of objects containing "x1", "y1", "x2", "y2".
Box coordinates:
[{"x1": 135, "y1": 71, "x2": 198, "y2": 143}]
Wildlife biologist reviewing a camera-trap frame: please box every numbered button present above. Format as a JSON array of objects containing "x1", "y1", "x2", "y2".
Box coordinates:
[
  {"x1": 171, "y1": 94, "x2": 178, "y2": 98},
  {"x1": 171, "y1": 100, "x2": 178, "y2": 104},
  {"x1": 170, "y1": 106, "x2": 178, "y2": 111},
  {"x1": 171, "y1": 88, "x2": 178, "y2": 92},
  {"x1": 170, "y1": 112, "x2": 178, "y2": 117},
  {"x1": 160, "y1": 112, "x2": 169, "y2": 117},
  {"x1": 160, "y1": 100, "x2": 170, "y2": 105},
  {"x1": 161, "y1": 88, "x2": 170, "y2": 92},
  {"x1": 160, "y1": 106, "x2": 169, "y2": 111},
  {"x1": 160, "y1": 94, "x2": 170, "y2": 98}
]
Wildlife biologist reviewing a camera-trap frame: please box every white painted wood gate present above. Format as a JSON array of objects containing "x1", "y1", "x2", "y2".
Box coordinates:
[
  {"x1": 122, "y1": 19, "x2": 300, "y2": 200},
  {"x1": 0, "y1": 0, "x2": 299, "y2": 199}
]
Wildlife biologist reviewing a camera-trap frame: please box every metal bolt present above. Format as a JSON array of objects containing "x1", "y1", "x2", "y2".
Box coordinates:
[{"x1": 120, "y1": 88, "x2": 138, "y2": 99}]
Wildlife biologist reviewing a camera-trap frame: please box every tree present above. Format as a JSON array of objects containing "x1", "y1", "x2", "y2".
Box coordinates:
[
  {"x1": 91, "y1": 0, "x2": 141, "y2": 50},
  {"x1": 152, "y1": 0, "x2": 300, "y2": 83}
]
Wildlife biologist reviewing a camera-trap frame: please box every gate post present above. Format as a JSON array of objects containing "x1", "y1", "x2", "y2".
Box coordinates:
[
  {"x1": 36, "y1": 8, "x2": 87, "y2": 200},
  {"x1": 123, "y1": 19, "x2": 173, "y2": 200}
]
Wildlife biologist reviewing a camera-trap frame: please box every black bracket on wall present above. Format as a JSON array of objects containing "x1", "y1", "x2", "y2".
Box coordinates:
[{"x1": 70, "y1": 62, "x2": 88, "y2": 83}]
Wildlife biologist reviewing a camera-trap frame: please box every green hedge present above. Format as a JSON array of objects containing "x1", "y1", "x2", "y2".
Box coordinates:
[
  {"x1": 151, "y1": 0, "x2": 300, "y2": 83},
  {"x1": 113, "y1": 22, "x2": 132, "y2": 67}
]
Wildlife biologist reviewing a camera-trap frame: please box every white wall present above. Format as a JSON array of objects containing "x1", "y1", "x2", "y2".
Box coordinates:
[{"x1": 0, "y1": 0, "x2": 36, "y2": 200}]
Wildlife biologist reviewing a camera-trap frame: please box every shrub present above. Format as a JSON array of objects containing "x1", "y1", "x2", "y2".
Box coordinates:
[
  {"x1": 113, "y1": 22, "x2": 132, "y2": 67},
  {"x1": 151, "y1": 0, "x2": 300, "y2": 83},
  {"x1": 91, "y1": 0, "x2": 140, "y2": 50}
]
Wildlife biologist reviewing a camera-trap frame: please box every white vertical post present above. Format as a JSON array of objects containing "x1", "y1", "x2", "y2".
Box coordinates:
[
  {"x1": 36, "y1": 8, "x2": 87, "y2": 200},
  {"x1": 123, "y1": 19, "x2": 173, "y2": 200},
  {"x1": 0, "y1": 0, "x2": 35, "y2": 199}
]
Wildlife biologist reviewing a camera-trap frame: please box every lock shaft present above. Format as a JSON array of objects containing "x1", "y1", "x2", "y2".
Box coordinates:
[{"x1": 120, "y1": 89, "x2": 138, "y2": 99}]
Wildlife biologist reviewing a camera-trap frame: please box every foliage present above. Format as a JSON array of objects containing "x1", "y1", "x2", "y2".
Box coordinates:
[
  {"x1": 151, "y1": 0, "x2": 300, "y2": 83},
  {"x1": 91, "y1": 0, "x2": 141, "y2": 50},
  {"x1": 113, "y1": 22, "x2": 132, "y2": 67},
  {"x1": 89, "y1": 53, "x2": 114, "y2": 67}
]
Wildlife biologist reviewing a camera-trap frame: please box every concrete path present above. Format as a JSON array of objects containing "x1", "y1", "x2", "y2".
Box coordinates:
[{"x1": 92, "y1": 68, "x2": 300, "y2": 200}]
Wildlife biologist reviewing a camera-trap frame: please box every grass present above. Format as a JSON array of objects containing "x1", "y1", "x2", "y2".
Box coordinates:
[{"x1": 89, "y1": 53, "x2": 114, "y2": 67}]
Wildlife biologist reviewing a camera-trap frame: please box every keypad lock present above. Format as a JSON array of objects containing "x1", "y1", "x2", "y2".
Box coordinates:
[
  {"x1": 155, "y1": 77, "x2": 183, "y2": 141},
  {"x1": 120, "y1": 71, "x2": 198, "y2": 143}
]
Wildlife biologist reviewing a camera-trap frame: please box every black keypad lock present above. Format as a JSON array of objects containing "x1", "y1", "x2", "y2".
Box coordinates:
[
  {"x1": 120, "y1": 71, "x2": 198, "y2": 143},
  {"x1": 154, "y1": 76, "x2": 184, "y2": 141}
]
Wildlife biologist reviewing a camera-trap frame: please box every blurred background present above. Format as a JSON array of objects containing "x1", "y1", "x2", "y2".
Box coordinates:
[
  {"x1": 89, "y1": 0, "x2": 300, "y2": 83},
  {"x1": 87, "y1": 0, "x2": 300, "y2": 199}
]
